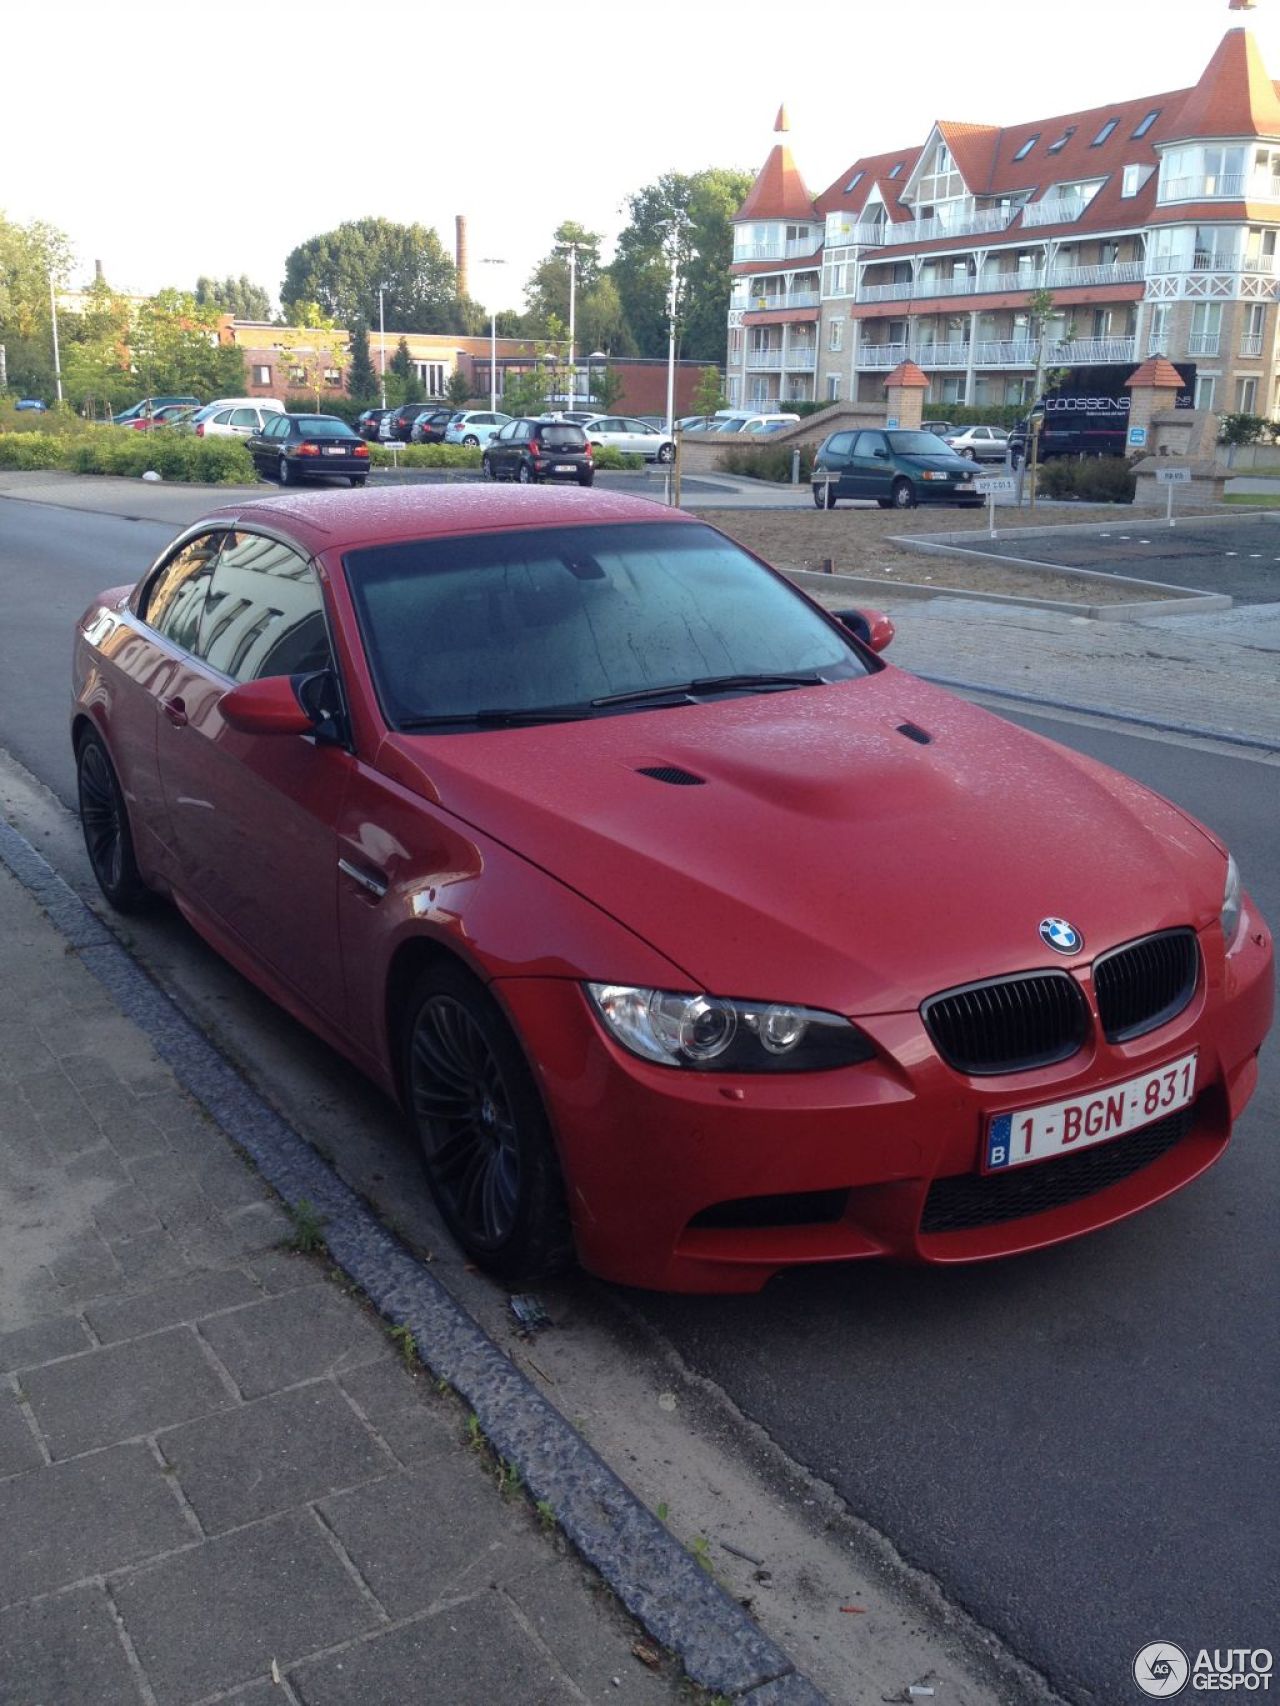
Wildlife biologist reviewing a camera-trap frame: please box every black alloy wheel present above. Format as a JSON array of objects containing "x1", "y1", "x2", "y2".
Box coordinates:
[
  {"x1": 77, "y1": 731, "x2": 149, "y2": 912},
  {"x1": 891, "y1": 477, "x2": 916, "y2": 509},
  {"x1": 404, "y1": 964, "x2": 573, "y2": 1282}
]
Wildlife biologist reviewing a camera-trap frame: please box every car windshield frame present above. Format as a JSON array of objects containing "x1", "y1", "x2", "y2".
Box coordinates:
[
  {"x1": 886, "y1": 430, "x2": 955, "y2": 456},
  {"x1": 340, "y1": 519, "x2": 873, "y2": 732},
  {"x1": 292, "y1": 417, "x2": 358, "y2": 439}
]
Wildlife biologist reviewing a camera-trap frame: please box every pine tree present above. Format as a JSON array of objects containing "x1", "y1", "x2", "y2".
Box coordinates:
[{"x1": 346, "y1": 322, "x2": 378, "y2": 401}]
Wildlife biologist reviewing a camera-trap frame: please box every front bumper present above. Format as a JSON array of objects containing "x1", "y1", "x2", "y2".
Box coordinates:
[{"x1": 496, "y1": 908, "x2": 1273, "y2": 1292}]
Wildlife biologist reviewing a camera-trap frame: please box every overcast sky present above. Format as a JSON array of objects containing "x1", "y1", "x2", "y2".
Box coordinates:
[{"x1": 7, "y1": 0, "x2": 1275, "y2": 318}]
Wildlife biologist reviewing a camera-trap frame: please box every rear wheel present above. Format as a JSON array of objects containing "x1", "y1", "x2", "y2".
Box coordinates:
[
  {"x1": 578, "y1": 472, "x2": 594, "y2": 487},
  {"x1": 278, "y1": 455, "x2": 293, "y2": 486},
  {"x1": 518, "y1": 463, "x2": 535, "y2": 485},
  {"x1": 349, "y1": 476, "x2": 367, "y2": 487},
  {"x1": 481, "y1": 454, "x2": 494, "y2": 480},
  {"x1": 402, "y1": 962, "x2": 573, "y2": 1284},
  {"x1": 657, "y1": 443, "x2": 674, "y2": 464},
  {"x1": 891, "y1": 478, "x2": 916, "y2": 509},
  {"x1": 462, "y1": 434, "x2": 480, "y2": 448},
  {"x1": 77, "y1": 730, "x2": 150, "y2": 913},
  {"x1": 961, "y1": 447, "x2": 976, "y2": 460}
]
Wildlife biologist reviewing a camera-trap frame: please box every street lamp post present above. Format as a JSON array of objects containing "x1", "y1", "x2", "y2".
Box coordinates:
[
  {"x1": 586, "y1": 350, "x2": 607, "y2": 412},
  {"x1": 567, "y1": 243, "x2": 577, "y2": 412},
  {"x1": 49, "y1": 274, "x2": 63, "y2": 404},
  {"x1": 480, "y1": 257, "x2": 506, "y2": 412},
  {"x1": 378, "y1": 285, "x2": 387, "y2": 410}
]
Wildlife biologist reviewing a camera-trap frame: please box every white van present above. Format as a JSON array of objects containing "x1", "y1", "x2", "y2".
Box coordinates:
[
  {"x1": 191, "y1": 398, "x2": 286, "y2": 438},
  {"x1": 710, "y1": 411, "x2": 801, "y2": 435}
]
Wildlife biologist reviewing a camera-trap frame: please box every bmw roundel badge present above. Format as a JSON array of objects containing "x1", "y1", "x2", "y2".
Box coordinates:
[{"x1": 1039, "y1": 917, "x2": 1083, "y2": 955}]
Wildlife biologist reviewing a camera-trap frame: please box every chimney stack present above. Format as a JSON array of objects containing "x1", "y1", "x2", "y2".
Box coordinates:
[
  {"x1": 95, "y1": 258, "x2": 104, "y2": 281},
  {"x1": 455, "y1": 215, "x2": 469, "y2": 299}
]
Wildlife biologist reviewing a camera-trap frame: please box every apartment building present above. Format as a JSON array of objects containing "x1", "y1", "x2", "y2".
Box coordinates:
[{"x1": 727, "y1": 26, "x2": 1280, "y2": 421}]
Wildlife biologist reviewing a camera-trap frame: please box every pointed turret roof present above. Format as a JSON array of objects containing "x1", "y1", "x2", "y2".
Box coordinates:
[
  {"x1": 1125, "y1": 357, "x2": 1185, "y2": 390},
  {"x1": 1166, "y1": 28, "x2": 1280, "y2": 142},
  {"x1": 735, "y1": 104, "x2": 818, "y2": 224}
]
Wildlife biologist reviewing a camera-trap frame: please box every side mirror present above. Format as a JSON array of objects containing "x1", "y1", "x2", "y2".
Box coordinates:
[
  {"x1": 833, "y1": 607, "x2": 895, "y2": 653},
  {"x1": 873, "y1": 448, "x2": 890, "y2": 459},
  {"x1": 219, "y1": 674, "x2": 316, "y2": 736}
]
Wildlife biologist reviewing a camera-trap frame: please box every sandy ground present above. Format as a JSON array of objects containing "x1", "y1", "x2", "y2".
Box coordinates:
[{"x1": 699, "y1": 505, "x2": 1185, "y2": 604}]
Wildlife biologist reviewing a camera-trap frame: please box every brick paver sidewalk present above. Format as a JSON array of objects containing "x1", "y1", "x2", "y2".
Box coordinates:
[{"x1": 0, "y1": 861, "x2": 677, "y2": 1706}]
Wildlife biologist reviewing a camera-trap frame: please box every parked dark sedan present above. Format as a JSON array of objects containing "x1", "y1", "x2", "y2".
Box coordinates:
[
  {"x1": 812, "y1": 428, "x2": 982, "y2": 509},
  {"x1": 386, "y1": 401, "x2": 435, "y2": 443},
  {"x1": 483, "y1": 418, "x2": 594, "y2": 485},
  {"x1": 410, "y1": 406, "x2": 457, "y2": 444},
  {"x1": 247, "y1": 413, "x2": 371, "y2": 486},
  {"x1": 356, "y1": 408, "x2": 393, "y2": 440}
]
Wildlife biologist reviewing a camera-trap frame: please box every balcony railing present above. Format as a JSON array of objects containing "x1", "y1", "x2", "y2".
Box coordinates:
[
  {"x1": 877, "y1": 205, "x2": 1016, "y2": 246},
  {"x1": 743, "y1": 290, "x2": 821, "y2": 311},
  {"x1": 915, "y1": 342, "x2": 970, "y2": 367},
  {"x1": 1148, "y1": 250, "x2": 1280, "y2": 275},
  {"x1": 857, "y1": 343, "x2": 913, "y2": 368},
  {"x1": 784, "y1": 346, "x2": 817, "y2": 369},
  {"x1": 787, "y1": 236, "x2": 820, "y2": 258},
  {"x1": 1159, "y1": 171, "x2": 1280, "y2": 201},
  {"x1": 824, "y1": 221, "x2": 888, "y2": 247},
  {"x1": 1045, "y1": 336, "x2": 1136, "y2": 363},
  {"x1": 1046, "y1": 259, "x2": 1144, "y2": 289},
  {"x1": 1147, "y1": 333, "x2": 1169, "y2": 356},
  {"x1": 746, "y1": 347, "x2": 785, "y2": 368},
  {"x1": 1021, "y1": 195, "x2": 1092, "y2": 228},
  {"x1": 1241, "y1": 332, "x2": 1265, "y2": 356},
  {"x1": 860, "y1": 280, "x2": 916, "y2": 303},
  {"x1": 973, "y1": 340, "x2": 1040, "y2": 367},
  {"x1": 734, "y1": 243, "x2": 785, "y2": 262},
  {"x1": 1187, "y1": 331, "x2": 1221, "y2": 356}
]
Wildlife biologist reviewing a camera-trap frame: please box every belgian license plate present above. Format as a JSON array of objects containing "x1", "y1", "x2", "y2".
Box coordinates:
[
  {"x1": 984, "y1": 1051, "x2": 1197, "y2": 1171},
  {"x1": 554, "y1": 463, "x2": 576, "y2": 473},
  {"x1": 957, "y1": 481, "x2": 975, "y2": 492},
  {"x1": 324, "y1": 446, "x2": 346, "y2": 455}
]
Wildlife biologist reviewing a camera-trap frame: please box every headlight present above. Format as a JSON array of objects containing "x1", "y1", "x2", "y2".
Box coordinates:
[
  {"x1": 585, "y1": 984, "x2": 875, "y2": 1073},
  {"x1": 921, "y1": 470, "x2": 949, "y2": 481},
  {"x1": 1221, "y1": 852, "x2": 1243, "y2": 947}
]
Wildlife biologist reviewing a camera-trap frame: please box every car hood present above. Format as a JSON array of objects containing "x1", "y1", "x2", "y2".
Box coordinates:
[
  {"x1": 901, "y1": 453, "x2": 973, "y2": 472},
  {"x1": 382, "y1": 672, "x2": 1223, "y2": 1015}
]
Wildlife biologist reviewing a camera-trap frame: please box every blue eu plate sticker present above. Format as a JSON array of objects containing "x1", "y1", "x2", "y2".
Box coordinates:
[{"x1": 986, "y1": 1114, "x2": 1012, "y2": 1170}]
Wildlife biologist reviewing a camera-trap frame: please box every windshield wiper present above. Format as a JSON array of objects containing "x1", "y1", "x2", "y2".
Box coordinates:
[
  {"x1": 399, "y1": 703, "x2": 595, "y2": 729},
  {"x1": 592, "y1": 672, "x2": 826, "y2": 709}
]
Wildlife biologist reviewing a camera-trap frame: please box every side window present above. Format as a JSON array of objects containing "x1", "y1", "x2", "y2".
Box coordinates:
[
  {"x1": 269, "y1": 416, "x2": 291, "y2": 439},
  {"x1": 854, "y1": 431, "x2": 887, "y2": 456},
  {"x1": 199, "y1": 531, "x2": 333, "y2": 684},
  {"x1": 213, "y1": 409, "x2": 234, "y2": 425},
  {"x1": 826, "y1": 432, "x2": 855, "y2": 456},
  {"x1": 230, "y1": 408, "x2": 258, "y2": 429},
  {"x1": 142, "y1": 532, "x2": 225, "y2": 651}
]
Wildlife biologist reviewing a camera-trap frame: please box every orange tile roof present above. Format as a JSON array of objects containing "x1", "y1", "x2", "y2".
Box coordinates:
[
  {"x1": 1125, "y1": 357, "x2": 1185, "y2": 390},
  {"x1": 884, "y1": 361, "x2": 929, "y2": 389},
  {"x1": 814, "y1": 147, "x2": 922, "y2": 220},
  {"x1": 1166, "y1": 27, "x2": 1280, "y2": 142},
  {"x1": 736, "y1": 142, "x2": 818, "y2": 223}
]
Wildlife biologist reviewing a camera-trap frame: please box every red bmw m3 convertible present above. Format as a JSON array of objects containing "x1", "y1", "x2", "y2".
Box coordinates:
[{"x1": 72, "y1": 487, "x2": 1273, "y2": 1292}]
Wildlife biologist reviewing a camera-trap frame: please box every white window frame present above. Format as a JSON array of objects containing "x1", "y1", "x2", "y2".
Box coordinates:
[{"x1": 828, "y1": 318, "x2": 844, "y2": 352}]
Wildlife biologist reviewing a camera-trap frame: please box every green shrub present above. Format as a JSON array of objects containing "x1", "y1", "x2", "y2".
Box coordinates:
[
  {"x1": 940, "y1": 402, "x2": 1027, "y2": 429},
  {"x1": 1216, "y1": 412, "x2": 1273, "y2": 447},
  {"x1": 0, "y1": 427, "x2": 255, "y2": 483},
  {"x1": 589, "y1": 446, "x2": 644, "y2": 471},
  {"x1": 716, "y1": 441, "x2": 816, "y2": 482},
  {"x1": 368, "y1": 442, "x2": 481, "y2": 469},
  {"x1": 1036, "y1": 456, "x2": 1135, "y2": 503}
]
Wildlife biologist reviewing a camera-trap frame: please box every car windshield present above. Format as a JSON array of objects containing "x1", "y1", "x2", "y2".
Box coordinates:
[
  {"x1": 295, "y1": 417, "x2": 355, "y2": 438},
  {"x1": 343, "y1": 520, "x2": 869, "y2": 728},
  {"x1": 887, "y1": 431, "x2": 952, "y2": 455},
  {"x1": 536, "y1": 425, "x2": 587, "y2": 449}
]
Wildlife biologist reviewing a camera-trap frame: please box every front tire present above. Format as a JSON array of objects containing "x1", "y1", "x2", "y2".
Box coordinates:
[
  {"x1": 891, "y1": 478, "x2": 916, "y2": 509},
  {"x1": 813, "y1": 480, "x2": 836, "y2": 509},
  {"x1": 278, "y1": 455, "x2": 293, "y2": 486},
  {"x1": 462, "y1": 434, "x2": 480, "y2": 448},
  {"x1": 402, "y1": 962, "x2": 573, "y2": 1284},
  {"x1": 77, "y1": 730, "x2": 150, "y2": 913},
  {"x1": 657, "y1": 443, "x2": 674, "y2": 465}
]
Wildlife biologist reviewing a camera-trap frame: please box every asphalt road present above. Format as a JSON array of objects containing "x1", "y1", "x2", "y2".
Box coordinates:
[
  {"x1": 975, "y1": 512, "x2": 1280, "y2": 604},
  {"x1": 2, "y1": 494, "x2": 1276, "y2": 1705}
]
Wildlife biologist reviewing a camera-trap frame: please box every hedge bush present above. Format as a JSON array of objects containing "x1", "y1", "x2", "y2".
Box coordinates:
[
  {"x1": 0, "y1": 427, "x2": 255, "y2": 483},
  {"x1": 716, "y1": 441, "x2": 816, "y2": 482},
  {"x1": 367, "y1": 442, "x2": 481, "y2": 469},
  {"x1": 1036, "y1": 456, "x2": 1135, "y2": 503},
  {"x1": 589, "y1": 446, "x2": 644, "y2": 471}
]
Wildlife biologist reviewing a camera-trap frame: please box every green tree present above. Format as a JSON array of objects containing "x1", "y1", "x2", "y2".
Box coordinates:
[
  {"x1": 587, "y1": 364, "x2": 624, "y2": 410},
  {"x1": 274, "y1": 304, "x2": 347, "y2": 409},
  {"x1": 388, "y1": 336, "x2": 424, "y2": 404},
  {"x1": 59, "y1": 278, "x2": 136, "y2": 412},
  {"x1": 0, "y1": 211, "x2": 74, "y2": 395},
  {"x1": 129, "y1": 291, "x2": 246, "y2": 399},
  {"x1": 281, "y1": 217, "x2": 476, "y2": 332},
  {"x1": 345, "y1": 320, "x2": 378, "y2": 401},
  {"x1": 610, "y1": 168, "x2": 754, "y2": 359},
  {"x1": 194, "y1": 274, "x2": 272, "y2": 321},
  {"x1": 691, "y1": 365, "x2": 726, "y2": 417},
  {"x1": 523, "y1": 221, "x2": 604, "y2": 333},
  {"x1": 500, "y1": 367, "x2": 550, "y2": 418},
  {"x1": 446, "y1": 367, "x2": 471, "y2": 406}
]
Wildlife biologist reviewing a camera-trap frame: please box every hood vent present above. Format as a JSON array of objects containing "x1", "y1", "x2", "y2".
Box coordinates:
[
  {"x1": 896, "y1": 722, "x2": 932, "y2": 745},
  {"x1": 636, "y1": 765, "x2": 706, "y2": 787}
]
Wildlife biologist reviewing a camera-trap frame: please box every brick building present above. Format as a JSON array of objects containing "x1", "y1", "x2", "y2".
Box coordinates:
[{"x1": 726, "y1": 24, "x2": 1280, "y2": 422}]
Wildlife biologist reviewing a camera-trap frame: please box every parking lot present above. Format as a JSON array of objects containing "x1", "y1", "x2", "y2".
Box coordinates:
[{"x1": 966, "y1": 511, "x2": 1280, "y2": 604}]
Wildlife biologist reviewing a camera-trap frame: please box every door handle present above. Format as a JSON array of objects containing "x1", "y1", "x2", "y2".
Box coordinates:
[{"x1": 162, "y1": 696, "x2": 188, "y2": 728}]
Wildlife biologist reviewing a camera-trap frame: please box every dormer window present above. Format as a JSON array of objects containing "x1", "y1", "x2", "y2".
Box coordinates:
[
  {"x1": 1046, "y1": 126, "x2": 1077, "y2": 155},
  {"x1": 1132, "y1": 109, "x2": 1160, "y2": 139},
  {"x1": 1012, "y1": 135, "x2": 1039, "y2": 162},
  {"x1": 1092, "y1": 119, "x2": 1119, "y2": 146}
]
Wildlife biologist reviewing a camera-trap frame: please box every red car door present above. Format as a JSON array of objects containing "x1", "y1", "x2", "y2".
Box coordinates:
[{"x1": 154, "y1": 528, "x2": 353, "y2": 1028}]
